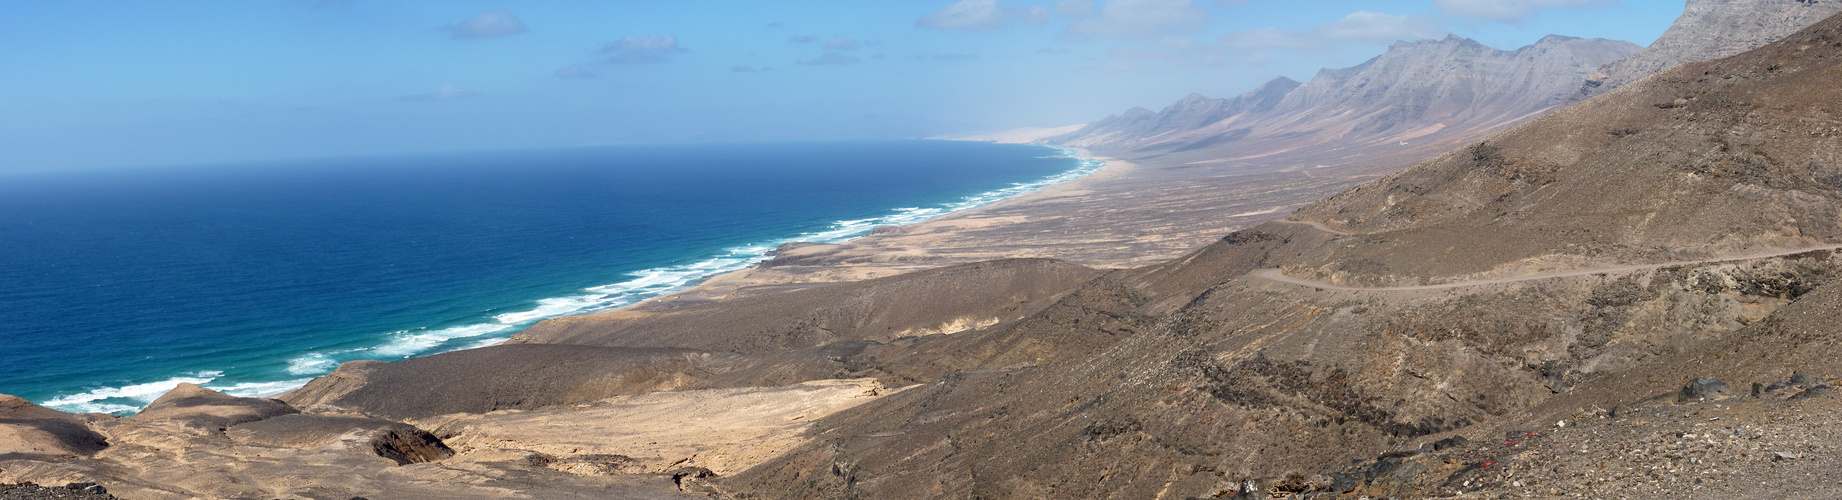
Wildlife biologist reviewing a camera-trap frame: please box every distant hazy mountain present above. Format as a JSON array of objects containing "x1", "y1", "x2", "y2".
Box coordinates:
[
  {"x1": 1048, "y1": 35, "x2": 1639, "y2": 169},
  {"x1": 1580, "y1": 0, "x2": 1842, "y2": 99}
]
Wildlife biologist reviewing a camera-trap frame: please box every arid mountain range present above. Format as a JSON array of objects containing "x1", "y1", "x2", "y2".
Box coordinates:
[
  {"x1": 7, "y1": 2, "x2": 1842, "y2": 499},
  {"x1": 1048, "y1": 35, "x2": 1637, "y2": 169}
]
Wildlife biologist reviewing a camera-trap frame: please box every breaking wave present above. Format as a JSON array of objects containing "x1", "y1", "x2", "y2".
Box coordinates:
[{"x1": 38, "y1": 148, "x2": 1102, "y2": 414}]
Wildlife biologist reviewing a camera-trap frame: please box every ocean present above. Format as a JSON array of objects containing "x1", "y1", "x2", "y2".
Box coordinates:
[{"x1": 0, "y1": 140, "x2": 1098, "y2": 414}]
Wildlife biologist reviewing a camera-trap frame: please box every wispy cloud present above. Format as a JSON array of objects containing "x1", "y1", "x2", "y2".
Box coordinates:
[
  {"x1": 916, "y1": 0, "x2": 1051, "y2": 31},
  {"x1": 396, "y1": 85, "x2": 473, "y2": 101},
  {"x1": 1062, "y1": 0, "x2": 1208, "y2": 41},
  {"x1": 913, "y1": 53, "x2": 980, "y2": 61},
  {"x1": 553, "y1": 64, "x2": 595, "y2": 79},
  {"x1": 1087, "y1": 10, "x2": 1446, "y2": 72},
  {"x1": 1055, "y1": 0, "x2": 1094, "y2": 17},
  {"x1": 598, "y1": 35, "x2": 688, "y2": 64},
  {"x1": 732, "y1": 65, "x2": 774, "y2": 73},
  {"x1": 1217, "y1": 11, "x2": 1446, "y2": 55},
  {"x1": 447, "y1": 11, "x2": 527, "y2": 40},
  {"x1": 823, "y1": 36, "x2": 862, "y2": 51},
  {"x1": 798, "y1": 52, "x2": 861, "y2": 66},
  {"x1": 1433, "y1": 0, "x2": 1606, "y2": 23}
]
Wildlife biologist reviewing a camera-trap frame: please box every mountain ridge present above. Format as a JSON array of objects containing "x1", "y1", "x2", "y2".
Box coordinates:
[
  {"x1": 1580, "y1": 0, "x2": 1842, "y2": 98},
  {"x1": 1047, "y1": 34, "x2": 1639, "y2": 170}
]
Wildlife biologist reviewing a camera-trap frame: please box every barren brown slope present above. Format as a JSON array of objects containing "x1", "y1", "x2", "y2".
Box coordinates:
[
  {"x1": 1244, "y1": 265, "x2": 1842, "y2": 499},
  {"x1": 633, "y1": 35, "x2": 1635, "y2": 300},
  {"x1": 277, "y1": 259, "x2": 1103, "y2": 420},
  {"x1": 713, "y1": 15, "x2": 1842, "y2": 499},
  {"x1": 1286, "y1": 13, "x2": 1842, "y2": 288},
  {"x1": 512, "y1": 258, "x2": 1101, "y2": 352}
]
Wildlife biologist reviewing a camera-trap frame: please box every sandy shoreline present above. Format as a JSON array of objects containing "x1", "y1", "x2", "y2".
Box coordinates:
[
  {"x1": 612, "y1": 138, "x2": 1389, "y2": 312},
  {"x1": 620, "y1": 148, "x2": 1137, "y2": 308}
]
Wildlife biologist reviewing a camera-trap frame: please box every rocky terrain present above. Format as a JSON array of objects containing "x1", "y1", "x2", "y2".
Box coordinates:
[
  {"x1": 1579, "y1": 0, "x2": 1842, "y2": 99},
  {"x1": 1050, "y1": 35, "x2": 1638, "y2": 170},
  {"x1": 8, "y1": 5, "x2": 1842, "y2": 500},
  {"x1": 717, "y1": 12, "x2": 1842, "y2": 498},
  {"x1": 660, "y1": 34, "x2": 1639, "y2": 302}
]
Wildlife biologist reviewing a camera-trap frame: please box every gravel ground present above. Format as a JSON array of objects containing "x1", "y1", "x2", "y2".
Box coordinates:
[
  {"x1": 0, "y1": 483, "x2": 114, "y2": 500},
  {"x1": 1228, "y1": 374, "x2": 1842, "y2": 499}
]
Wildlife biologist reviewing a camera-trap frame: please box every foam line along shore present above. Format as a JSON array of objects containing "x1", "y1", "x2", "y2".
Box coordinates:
[{"x1": 37, "y1": 146, "x2": 1105, "y2": 414}]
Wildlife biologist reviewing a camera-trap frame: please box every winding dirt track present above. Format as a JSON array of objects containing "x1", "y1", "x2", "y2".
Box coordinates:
[{"x1": 1253, "y1": 219, "x2": 1842, "y2": 291}]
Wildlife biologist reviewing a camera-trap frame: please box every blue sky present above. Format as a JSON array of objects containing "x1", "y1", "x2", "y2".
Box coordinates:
[{"x1": 1, "y1": 0, "x2": 1685, "y2": 171}]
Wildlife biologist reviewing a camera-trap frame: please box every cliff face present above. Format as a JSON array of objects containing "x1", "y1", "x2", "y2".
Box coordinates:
[
  {"x1": 1048, "y1": 35, "x2": 1639, "y2": 169},
  {"x1": 1580, "y1": 0, "x2": 1842, "y2": 98}
]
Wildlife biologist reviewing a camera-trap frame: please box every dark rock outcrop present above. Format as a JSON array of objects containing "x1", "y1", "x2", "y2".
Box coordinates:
[{"x1": 226, "y1": 414, "x2": 454, "y2": 464}]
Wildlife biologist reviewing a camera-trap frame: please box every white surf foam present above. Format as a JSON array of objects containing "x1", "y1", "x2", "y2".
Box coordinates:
[
  {"x1": 442, "y1": 147, "x2": 1105, "y2": 341},
  {"x1": 42, "y1": 371, "x2": 225, "y2": 414},
  {"x1": 270, "y1": 147, "x2": 1102, "y2": 371},
  {"x1": 367, "y1": 323, "x2": 513, "y2": 358},
  {"x1": 40, "y1": 147, "x2": 1105, "y2": 415},
  {"x1": 210, "y1": 378, "x2": 315, "y2": 398},
  {"x1": 286, "y1": 353, "x2": 339, "y2": 375}
]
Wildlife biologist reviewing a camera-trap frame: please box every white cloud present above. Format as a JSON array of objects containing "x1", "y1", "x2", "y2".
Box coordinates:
[
  {"x1": 448, "y1": 11, "x2": 527, "y2": 40},
  {"x1": 1216, "y1": 28, "x2": 1326, "y2": 53},
  {"x1": 1063, "y1": 0, "x2": 1209, "y2": 41},
  {"x1": 798, "y1": 52, "x2": 862, "y2": 66},
  {"x1": 1314, "y1": 11, "x2": 1447, "y2": 45},
  {"x1": 1055, "y1": 0, "x2": 1094, "y2": 17},
  {"x1": 1433, "y1": 0, "x2": 1604, "y2": 23},
  {"x1": 1092, "y1": 10, "x2": 1444, "y2": 71},
  {"x1": 396, "y1": 85, "x2": 473, "y2": 101},
  {"x1": 824, "y1": 36, "x2": 862, "y2": 51},
  {"x1": 916, "y1": 0, "x2": 1056, "y2": 31},
  {"x1": 917, "y1": 0, "x2": 1008, "y2": 30},
  {"x1": 1018, "y1": 5, "x2": 1052, "y2": 25},
  {"x1": 553, "y1": 64, "x2": 595, "y2": 79},
  {"x1": 1217, "y1": 11, "x2": 1445, "y2": 53},
  {"x1": 598, "y1": 35, "x2": 688, "y2": 64}
]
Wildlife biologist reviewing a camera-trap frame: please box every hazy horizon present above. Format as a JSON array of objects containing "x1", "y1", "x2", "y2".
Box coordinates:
[{"x1": 4, "y1": 0, "x2": 1685, "y2": 172}]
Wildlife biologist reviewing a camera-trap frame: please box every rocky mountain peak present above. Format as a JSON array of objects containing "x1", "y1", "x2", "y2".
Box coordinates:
[
  {"x1": 1294, "y1": 10, "x2": 1842, "y2": 283},
  {"x1": 1580, "y1": 0, "x2": 1842, "y2": 98}
]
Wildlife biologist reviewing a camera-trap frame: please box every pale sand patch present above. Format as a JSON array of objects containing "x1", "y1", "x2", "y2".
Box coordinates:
[{"x1": 415, "y1": 379, "x2": 899, "y2": 476}]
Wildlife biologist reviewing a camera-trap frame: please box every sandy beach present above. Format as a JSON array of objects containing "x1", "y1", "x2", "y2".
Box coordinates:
[{"x1": 624, "y1": 143, "x2": 1401, "y2": 310}]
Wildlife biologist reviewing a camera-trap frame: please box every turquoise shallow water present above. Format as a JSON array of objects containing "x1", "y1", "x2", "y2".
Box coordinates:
[{"x1": 0, "y1": 140, "x2": 1098, "y2": 414}]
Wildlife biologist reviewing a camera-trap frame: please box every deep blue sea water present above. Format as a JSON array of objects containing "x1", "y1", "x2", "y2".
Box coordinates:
[{"x1": 0, "y1": 140, "x2": 1097, "y2": 414}]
